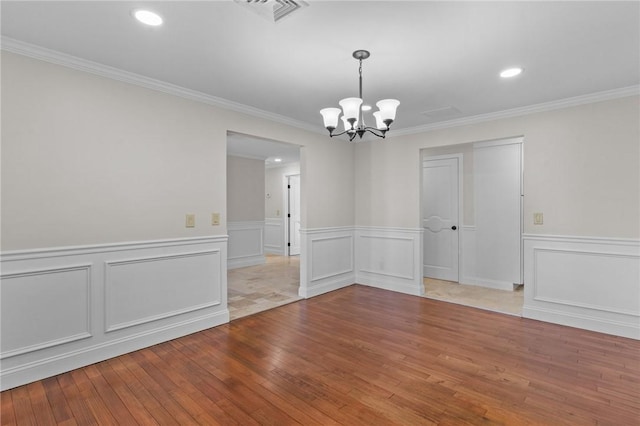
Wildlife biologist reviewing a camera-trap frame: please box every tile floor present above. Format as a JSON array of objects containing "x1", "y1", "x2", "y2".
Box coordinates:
[
  {"x1": 424, "y1": 277, "x2": 524, "y2": 316},
  {"x1": 227, "y1": 255, "x2": 524, "y2": 320},
  {"x1": 227, "y1": 254, "x2": 301, "y2": 320}
]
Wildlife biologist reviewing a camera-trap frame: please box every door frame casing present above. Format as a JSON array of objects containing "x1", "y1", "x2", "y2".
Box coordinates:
[{"x1": 421, "y1": 153, "x2": 464, "y2": 281}]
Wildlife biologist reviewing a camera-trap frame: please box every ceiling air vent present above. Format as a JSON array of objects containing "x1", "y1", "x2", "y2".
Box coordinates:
[{"x1": 234, "y1": 0, "x2": 309, "y2": 22}]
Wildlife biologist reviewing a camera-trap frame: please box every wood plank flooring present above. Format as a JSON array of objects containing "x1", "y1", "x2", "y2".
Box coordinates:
[{"x1": 2, "y1": 284, "x2": 639, "y2": 425}]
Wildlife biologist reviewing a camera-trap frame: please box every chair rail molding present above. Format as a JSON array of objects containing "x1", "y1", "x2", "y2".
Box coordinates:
[
  {"x1": 522, "y1": 234, "x2": 639, "y2": 339},
  {"x1": 0, "y1": 236, "x2": 229, "y2": 390}
]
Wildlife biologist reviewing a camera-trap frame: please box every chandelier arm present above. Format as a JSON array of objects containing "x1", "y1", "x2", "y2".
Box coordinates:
[
  {"x1": 329, "y1": 129, "x2": 354, "y2": 138},
  {"x1": 363, "y1": 127, "x2": 387, "y2": 139}
]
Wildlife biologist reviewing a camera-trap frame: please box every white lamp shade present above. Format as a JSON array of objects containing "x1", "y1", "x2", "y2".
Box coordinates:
[
  {"x1": 341, "y1": 116, "x2": 357, "y2": 131},
  {"x1": 319, "y1": 107, "x2": 341, "y2": 129},
  {"x1": 376, "y1": 99, "x2": 400, "y2": 122},
  {"x1": 339, "y1": 97, "x2": 363, "y2": 121},
  {"x1": 372, "y1": 111, "x2": 387, "y2": 130}
]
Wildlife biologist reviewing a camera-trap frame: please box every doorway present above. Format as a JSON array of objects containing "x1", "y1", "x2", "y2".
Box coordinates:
[
  {"x1": 421, "y1": 137, "x2": 524, "y2": 314},
  {"x1": 226, "y1": 132, "x2": 303, "y2": 320}
]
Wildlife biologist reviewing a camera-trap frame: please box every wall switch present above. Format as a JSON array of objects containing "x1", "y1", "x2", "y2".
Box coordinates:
[
  {"x1": 185, "y1": 214, "x2": 196, "y2": 228},
  {"x1": 276, "y1": 209, "x2": 280, "y2": 217},
  {"x1": 211, "y1": 212, "x2": 220, "y2": 226},
  {"x1": 533, "y1": 212, "x2": 544, "y2": 225}
]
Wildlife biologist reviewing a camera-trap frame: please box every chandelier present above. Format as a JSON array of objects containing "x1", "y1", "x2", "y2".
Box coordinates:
[{"x1": 320, "y1": 50, "x2": 400, "y2": 141}]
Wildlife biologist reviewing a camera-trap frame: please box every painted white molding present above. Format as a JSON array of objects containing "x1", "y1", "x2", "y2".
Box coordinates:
[
  {"x1": 227, "y1": 221, "x2": 265, "y2": 269},
  {"x1": 3, "y1": 38, "x2": 638, "y2": 140},
  {"x1": 391, "y1": 86, "x2": 640, "y2": 137},
  {"x1": 1, "y1": 37, "x2": 320, "y2": 135},
  {"x1": 264, "y1": 218, "x2": 285, "y2": 255},
  {"x1": 355, "y1": 227, "x2": 424, "y2": 296},
  {"x1": 299, "y1": 228, "x2": 355, "y2": 298},
  {"x1": 0, "y1": 236, "x2": 228, "y2": 390},
  {"x1": 523, "y1": 235, "x2": 640, "y2": 339}
]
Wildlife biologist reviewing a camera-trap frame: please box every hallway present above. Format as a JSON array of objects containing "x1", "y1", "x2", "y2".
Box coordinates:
[{"x1": 228, "y1": 254, "x2": 301, "y2": 320}]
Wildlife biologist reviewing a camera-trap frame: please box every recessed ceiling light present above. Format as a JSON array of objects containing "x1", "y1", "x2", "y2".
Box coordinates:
[
  {"x1": 274, "y1": 158, "x2": 282, "y2": 163},
  {"x1": 500, "y1": 67, "x2": 524, "y2": 78},
  {"x1": 133, "y1": 10, "x2": 163, "y2": 26},
  {"x1": 361, "y1": 105, "x2": 372, "y2": 111}
]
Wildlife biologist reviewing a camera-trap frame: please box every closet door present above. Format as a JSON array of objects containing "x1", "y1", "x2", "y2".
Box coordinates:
[{"x1": 474, "y1": 138, "x2": 523, "y2": 287}]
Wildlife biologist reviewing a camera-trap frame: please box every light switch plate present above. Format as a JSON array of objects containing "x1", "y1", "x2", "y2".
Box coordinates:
[
  {"x1": 186, "y1": 214, "x2": 196, "y2": 228},
  {"x1": 211, "y1": 212, "x2": 220, "y2": 226},
  {"x1": 533, "y1": 212, "x2": 543, "y2": 225}
]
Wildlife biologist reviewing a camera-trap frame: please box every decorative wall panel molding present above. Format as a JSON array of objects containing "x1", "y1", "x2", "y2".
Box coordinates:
[
  {"x1": 264, "y1": 218, "x2": 284, "y2": 255},
  {"x1": 523, "y1": 234, "x2": 639, "y2": 339},
  {"x1": 299, "y1": 228, "x2": 355, "y2": 298},
  {"x1": 0, "y1": 265, "x2": 92, "y2": 359},
  {"x1": 0, "y1": 236, "x2": 228, "y2": 390},
  {"x1": 355, "y1": 227, "x2": 424, "y2": 296},
  {"x1": 228, "y1": 221, "x2": 265, "y2": 269}
]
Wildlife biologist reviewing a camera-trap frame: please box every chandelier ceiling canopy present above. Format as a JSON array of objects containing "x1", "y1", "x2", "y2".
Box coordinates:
[{"x1": 320, "y1": 50, "x2": 400, "y2": 142}]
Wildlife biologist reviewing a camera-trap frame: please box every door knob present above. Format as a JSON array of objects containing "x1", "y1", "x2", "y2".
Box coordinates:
[{"x1": 451, "y1": 226, "x2": 457, "y2": 230}]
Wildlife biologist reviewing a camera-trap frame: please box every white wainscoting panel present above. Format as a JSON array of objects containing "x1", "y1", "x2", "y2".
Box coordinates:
[
  {"x1": 228, "y1": 221, "x2": 265, "y2": 269},
  {"x1": 523, "y1": 235, "x2": 640, "y2": 339},
  {"x1": 105, "y1": 251, "x2": 221, "y2": 332},
  {"x1": 299, "y1": 227, "x2": 355, "y2": 298},
  {"x1": 355, "y1": 227, "x2": 424, "y2": 296},
  {"x1": 264, "y1": 218, "x2": 284, "y2": 255},
  {"x1": 1, "y1": 265, "x2": 92, "y2": 359},
  {"x1": 0, "y1": 236, "x2": 228, "y2": 390}
]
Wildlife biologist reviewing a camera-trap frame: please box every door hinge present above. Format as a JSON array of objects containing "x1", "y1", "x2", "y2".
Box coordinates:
[
  {"x1": 287, "y1": 243, "x2": 291, "y2": 247},
  {"x1": 288, "y1": 213, "x2": 291, "y2": 218}
]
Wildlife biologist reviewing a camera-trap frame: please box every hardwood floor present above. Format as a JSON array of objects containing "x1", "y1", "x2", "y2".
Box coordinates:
[{"x1": 2, "y1": 285, "x2": 639, "y2": 425}]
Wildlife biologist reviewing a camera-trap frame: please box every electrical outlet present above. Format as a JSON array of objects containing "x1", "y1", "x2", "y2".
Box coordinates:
[
  {"x1": 211, "y1": 212, "x2": 220, "y2": 226},
  {"x1": 186, "y1": 214, "x2": 196, "y2": 228},
  {"x1": 533, "y1": 212, "x2": 544, "y2": 225}
]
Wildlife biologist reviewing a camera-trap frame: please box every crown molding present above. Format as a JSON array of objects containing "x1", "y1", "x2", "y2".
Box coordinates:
[
  {"x1": 3, "y1": 37, "x2": 638, "y2": 140},
  {"x1": 1, "y1": 36, "x2": 323, "y2": 135},
  {"x1": 390, "y1": 85, "x2": 640, "y2": 138}
]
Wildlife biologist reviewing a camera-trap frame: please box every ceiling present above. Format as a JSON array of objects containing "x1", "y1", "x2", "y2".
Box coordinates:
[
  {"x1": 2, "y1": 1, "x2": 639, "y2": 136},
  {"x1": 227, "y1": 132, "x2": 300, "y2": 167}
]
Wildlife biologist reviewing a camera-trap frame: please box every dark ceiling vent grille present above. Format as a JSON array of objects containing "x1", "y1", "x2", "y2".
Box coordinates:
[{"x1": 235, "y1": 0, "x2": 309, "y2": 22}]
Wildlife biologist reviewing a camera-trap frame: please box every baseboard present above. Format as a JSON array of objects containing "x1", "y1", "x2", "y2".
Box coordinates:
[
  {"x1": 299, "y1": 275, "x2": 354, "y2": 298},
  {"x1": 523, "y1": 306, "x2": 639, "y2": 340},
  {"x1": 0, "y1": 310, "x2": 228, "y2": 391},
  {"x1": 357, "y1": 276, "x2": 423, "y2": 296},
  {"x1": 0, "y1": 236, "x2": 228, "y2": 390},
  {"x1": 355, "y1": 227, "x2": 424, "y2": 296},
  {"x1": 459, "y1": 276, "x2": 516, "y2": 291},
  {"x1": 523, "y1": 234, "x2": 639, "y2": 339},
  {"x1": 228, "y1": 254, "x2": 265, "y2": 269}
]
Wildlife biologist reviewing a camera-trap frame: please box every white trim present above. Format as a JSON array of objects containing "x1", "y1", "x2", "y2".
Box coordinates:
[
  {"x1": 391, "y1": 86, "x2": 640, "y2": 137},
  {"x1": 0, "y1": 237, "x2": 228, "y2": 390},
  {"x1": 523, "y1": 235, "x2": 639, "y2": 339},
  {"x1": 0, "y1": 311, "x2": 227, "y2": 392},
  {"x1": 4, "y1": 37, "x2": 636, "y2": 140},
  {"x1": 473, "y1": 136, "x2": 524, "y2": 149},
  {"x1": 1, "y1": 37, "x2": 321, "y2": 135},
  {"x1": 523, "y1": 234, "x2": 640, "y2": 245},
  {"x1": 227, "y1": 221, "x2": 265, "y2": 269},
  {"x1": 355, "y1": 227, "x2": 424, "y2": 296},
  {"x1": 103, "y1": 250, "x2": 222, "y2": 332},
  {"x1": 300, "y1": 226, "x2": 354, "y2": 234},
  {"x1": 0, "y1": 235, "x2": 228, "y2": 260}
]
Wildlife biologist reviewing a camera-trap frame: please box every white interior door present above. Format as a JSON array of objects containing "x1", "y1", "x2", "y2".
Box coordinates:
[
  {"x1": 474, "y1": 139, "x2": 522, "y2": 285},
  {"x1": 422, "y1": 157, "x2": 460, "y2": 281},
  {"x1": 287, "y1": 174, "x2": 301, "y2": 256}
]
